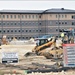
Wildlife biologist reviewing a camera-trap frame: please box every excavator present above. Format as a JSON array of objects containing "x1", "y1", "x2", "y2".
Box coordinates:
[{"x1": 31, "y1": 29, "x2": 74, "y2": 59}]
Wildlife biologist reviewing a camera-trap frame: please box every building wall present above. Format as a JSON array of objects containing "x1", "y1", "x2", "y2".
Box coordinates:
[{"x1": 0, "y1": 13, "x2": 75, "y2": 40}]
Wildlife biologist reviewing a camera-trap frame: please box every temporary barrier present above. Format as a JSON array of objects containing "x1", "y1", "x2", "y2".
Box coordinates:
[{"x1": 63, "y1": 44, "x2": 75, "y2": 67}]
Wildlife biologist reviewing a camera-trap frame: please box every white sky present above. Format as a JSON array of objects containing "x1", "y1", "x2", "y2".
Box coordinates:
[{"x1": 0, "y1": 1, "x2": 75, "y2": 10}]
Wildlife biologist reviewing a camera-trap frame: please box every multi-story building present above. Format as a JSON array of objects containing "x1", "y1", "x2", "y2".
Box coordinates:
[{"x1": 0, "y1": 8, "x2": 75, "y2": 40}]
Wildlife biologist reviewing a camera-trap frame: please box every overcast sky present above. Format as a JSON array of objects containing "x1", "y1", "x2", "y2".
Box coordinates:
[{"x1": 0, "y1": 1, "x2": 75, "y2": 10}]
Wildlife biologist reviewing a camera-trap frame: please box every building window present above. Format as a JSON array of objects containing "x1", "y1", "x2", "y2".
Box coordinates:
[
  {"x1": 62, "y1": 15, "x2": 64, "y2": 18},
  {"x1": 39, "y1": 15, "x2": 41, "y2": 18},
  {"x1": 65, "y1": 22, "x2": 67, "y2": 24},
  {"x1": 11, "y1": 30, "x2": 13, "y2": 32},
  {"x1": 40, "y1": 30, "x2": 41, "y2": 32},
  {"x1": 22, "y1": 15, "x2": 24, "y2": 18},
  {"x1": 14, "y1": 23, "x2": 16, "y2": 25},
  {"x1": 29, "y1": 15, "x2": 31, "y2": 18},
  {"x1": 7, "y1": 30, "x2": 9, "y2": 32},
  {"x1": 65, "y1": 15, "x2": 67, "y2": 18},
  {"x1": 56, "y1": 22, "x2": 58, "y2": 24},
  {"x1": 56, "y1": 29, "x2": 58, "y2": 31},
  {"x1": 29, "y1": 30, "x2": 31, "y2": 32},
  {"x1": 7, "y1": 22, "x2": 9, "y2": 25},
  {"x1": 18, "y1": 30, "x2": 20, "y2": 32},
  {"x1": 36, "y1": 30, "x2": 38, "y2": 32},
  {"x1": 56, "y1": 15, "x2": 58, "y2": 18},
  {"x1": 59, "y1": 15, "x2": 60, "y2": 18},
  {"x1": 26, "y1": 30, "x2": 28, "y2": 32},
  {"x1": 14, "y1": 15, "x2": 16, "y2": 18},
  {"x1": 62, "y1": 22, "x2": 64, "y2": 24},
  {"x1": 10, "y1": 15, "x2": 13, "y2": 18},
  {"x1": 7, "y1": 15, "x2": 9, "y2": 18},
  {"x1": 72, "y1": 16, "x2": 73, "y2": 19},
  {"x1": 36, "y1": 15, "x2": 38, "y2": 18},
  {"x1": 26, "y1": 37, "x2": 28, "y2": 39},
  {"x1": 0, "y1": 30, "x2": 1, "y2": 33},
  {"x1": 50, "y1": 14, "x2": 52, "y2": 17},
  {"x1": 22, "y1": 30, "x2": 24, "y2": 32},
  {"x1": 0, "y1": 22, "x2": 1, "y2": 25},
  {"x1": 59, "y1": 22, "x2": 61, "y2": 24},
  {"x1": 3, "y1": 15, "x2": 5, "y2": 18},
  {"x1": 39, "y1": 22, "x2": 41, "y2": 25},
  {"x1": 15, "y1": 30, "x2": 17, "y2": 32},
  {"x1": 72, "y1": 22, "x2": 74, "y2": 25},
  {"x1": 32, "y1": 15, "x2": 34, "y2": 18},
  {"x1": 19, "y1": 37, "x2": 21, "y2": 39},
  {"x1": 22, "y1": 22, "x2": 24, "y2": 25},
  {"x1": 3, "y1": 22, "x2": 5, "y2": 25},
  {"x1": 18, "y1": 15, "x2": 20, "y2": 18},
  {"x1": 11, "y1": 22, "x2": 13, "y2": 25},
  {"x1": 3, "y1": 30, "x2": 5, "y2": 33},
  {"x1": 25, "y1": 15, "x2": 27, "y2": 18}
]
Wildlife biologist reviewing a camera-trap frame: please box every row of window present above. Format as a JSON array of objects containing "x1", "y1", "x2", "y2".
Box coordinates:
[
  {"x1": 55, "y1": 14, "x2": 67, "y2": 18},
  {"x1": 56, "y1": 22, "x2": 67, "y2": 25},
  {"x1": 0, "y1": 29, "x2": 42, "y2": 33},
  {"x1": 0, "y1": 14, "x2": 38, "y2": 19},
  {"x1": 0, "y1": 22, "x2": 42, "y2": 25},
  {"x1": 0, "y1": 14, "x2": 75, "y2": 19},
  {"x1": 6, "y1": 36, "x2": 34, "y2": 40},
  {"x1": 0, "y1": 21, "x2": 75, "y2": 26}
]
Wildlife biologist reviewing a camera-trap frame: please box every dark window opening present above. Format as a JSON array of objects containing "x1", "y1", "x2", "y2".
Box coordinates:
[
  {"x1": 40, "y1": 30, "x2": 41, "y2": 32},
  {"x1": 19, "y1": 37, "x2": 21, "y2": 39},
  {"x1": 59, "y1": 22, "x2": 61, "y2": 24},
  {"x1": 3, "y1": 30, "x2": 5, "y2": 33},
  {"x1": 19, "y1": 30, "x2": 20, "y2": 32},
  {"x1": 14, "y1": 23, "x2": 16, "y2": 25},
  {"x1": 22, "y1": 30, "x2": 24, "y2": 32},
  {"x1": 22, "y1": 37, "x2": 24, "y2": 39},
  {"x1": 15, "y1": 30, "x2": 17, "y2": 32},
  {"x1": 0, "y1": 30, "x2": 1, "y2": 33},
  {"x1": 36, "y1": 30, "x2": 38, "y2": 32},
  {"x1": 26, "y1": 37, "x2": 28, "y2": 39},
  {"x1": 26, "y1": 30, "x2": 28, "y2": 32},
  {"x1": 72, "y1": 22, "x2": 74, "y2": 25},
  {"x1": 39, "y1": 23, "x2": 41, "y2": 25},
  {"x1": 7, "y1": 30, "x2": 9, "y2": 32},
  {"x1": 72, "y1": 16, "x2": 73, "y2": 19},
  {"x1": 29, "y1": 30, "x2": 31, "y2": 32},
  {"x1": 56, "y1": 29, "x2": 58, "y2": 31},
  {"x1": 62, "y1": 22, "x2": 64, "y2": 24},
  {"x1": 39, "y1": 16, "x2": 41, "y2": 18},
  {"x1": 65, "y1": 22, "x2": 67, "y2": 24},
  {"x1": 11, "y1": 30, "x2": 13, "y2": 32}
]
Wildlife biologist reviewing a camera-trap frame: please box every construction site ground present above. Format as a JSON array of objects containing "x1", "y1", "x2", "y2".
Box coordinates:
[{"x1": 0, "y1": 44, "x2": 75, "y2": 75}]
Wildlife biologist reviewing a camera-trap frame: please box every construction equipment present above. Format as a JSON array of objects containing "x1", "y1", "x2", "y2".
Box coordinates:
[
  {"x1": 60, "y1": 29, "x2": 74, "y2": 44},
  {"x1": 32, "y1": 29, "x2": 75, "y2": 59},
  {"x1": 32, "y1": 37, "x2": 63, "y2": 59}
]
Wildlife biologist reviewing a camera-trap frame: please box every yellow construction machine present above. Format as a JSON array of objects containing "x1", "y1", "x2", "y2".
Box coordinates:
[
  {"x1": 32, "y1": 37, "x2": 63, "y2": 59},
  {"x1": 32, "y1": 29, "x2": 74, "y2": 59}
]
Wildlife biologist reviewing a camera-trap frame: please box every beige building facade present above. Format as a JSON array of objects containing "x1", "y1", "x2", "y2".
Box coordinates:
[{"x1": 0, "y1": 8, "x2": 75, "y2": 40}]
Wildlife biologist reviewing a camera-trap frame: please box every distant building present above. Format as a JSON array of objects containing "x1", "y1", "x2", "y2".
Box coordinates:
[{"x1": 0, "y1": 8, "x2": 75, "y2": 40}]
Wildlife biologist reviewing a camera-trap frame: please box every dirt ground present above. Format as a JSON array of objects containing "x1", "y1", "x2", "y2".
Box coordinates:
[{"x1": 0, "y1": 44, "x2": 75, "y2": 75}]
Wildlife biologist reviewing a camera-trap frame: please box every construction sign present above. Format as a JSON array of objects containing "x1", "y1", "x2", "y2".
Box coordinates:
[
  {"x1": 2, "y1": 52, "x2": 18, "y2": 63},
  {"x1": 63, "y1": 44, "x2": 75, "y2": 67}
]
